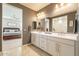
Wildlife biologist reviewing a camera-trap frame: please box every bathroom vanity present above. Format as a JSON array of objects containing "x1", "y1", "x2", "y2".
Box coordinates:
[
  {"x1": 31, "y1": 7, "x2": 78, "y2": 56},
  {"x1": 31, "y1": 31, "x2": 78, "y2": 56}
]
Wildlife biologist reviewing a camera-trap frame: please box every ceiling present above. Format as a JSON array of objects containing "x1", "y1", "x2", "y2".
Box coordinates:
[{"x1": 20, "y1": 3, "x2": 50, "y2": 11}]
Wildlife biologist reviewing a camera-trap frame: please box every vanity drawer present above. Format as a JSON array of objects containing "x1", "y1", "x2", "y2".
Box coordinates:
[
  {"x1": 48, "y1": 36, "x2": 75, "y2": 46},
  {"x1": 40, "y1": 38, "x2": 47, "y2": 51},
  {"x1": 57, "y1": 38, "x2": 75, "y2": 46}
]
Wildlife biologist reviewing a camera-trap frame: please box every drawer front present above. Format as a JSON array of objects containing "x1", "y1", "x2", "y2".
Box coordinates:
[
  {"x1": 58, "y1": 43, "x2": 75, "y2": 56},
  {"x1": 57, "y1": 38, "x2": 75, "y2": 46},
  {"x1": 40, "y1": 39, "x2": 47, "y2": 51},
  {"x1": 49, "y1": 36, "x2": 75, "y2": 46}
]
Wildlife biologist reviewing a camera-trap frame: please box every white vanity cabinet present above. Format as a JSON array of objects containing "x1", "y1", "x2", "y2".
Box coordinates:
[
  {"x1": 40, "y1": 35, "x2": 47, "y2": 51},
  {"x1": 55, "y1": 38, "x2": 75, "y2": 56},
  {"x1": 58, "y1": 43, "x2": 74, "y2": 56},
  {"x1": 35, "y1": 34, "x2": 40, "y2": 47},
  {"x1": 31, "y1": 33, "x2": 36, "y2": 45},
  {"x1": 31, "y1": 33, "x2": 40, "y2": 47},
  {"x1": 47, "y1": 37, "x2": 75, "y2": 56},
  {"x1": 47, "y1": 38, "x2": 58, "y2": 55},
  {"x1": 31, "y1": 32, "x2": 77, "y2": 56}
]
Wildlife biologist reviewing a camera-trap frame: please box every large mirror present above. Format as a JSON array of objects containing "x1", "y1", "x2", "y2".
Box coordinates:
[
  {"x1": 39, "y1": 12, "x2": 76, "y2": 33},
  {"x1": 40, "y1": 18, "x2": 50, "y2": 32},
  {"x1": 52, "y1": 13, "x2": 77, "y2": 33},
  {"x1": 52, "y1": 16, "x2": 68, "y2": 33}
]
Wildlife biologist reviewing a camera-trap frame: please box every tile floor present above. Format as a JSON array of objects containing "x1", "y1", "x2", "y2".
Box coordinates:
[{"x1": 0, "y1": 44, "x2": 50, "y2": 56}]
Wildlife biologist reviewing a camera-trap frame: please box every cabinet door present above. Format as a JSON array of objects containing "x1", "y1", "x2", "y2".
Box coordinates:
[
  {"x1": 47, "y1": 39, "x2": 58, "y2": 56},
  {"x1": 31, "y1": 33, "x2": 40, "y2": 47},
  {"x1": 58, "y1": 43, "x2": 74, "y2": 56},
  {"x1": 31, "y1": 33, "x2": 36, "y2": 45},
  {"x1": 35, "y1": 34, "x2": 40, "y2": 47},
  {"x1": 40, "y1": 36, "x2": 47, "y2": 51}
]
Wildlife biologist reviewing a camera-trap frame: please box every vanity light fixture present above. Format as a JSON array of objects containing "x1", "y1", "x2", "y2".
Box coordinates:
[
  {"x1": 67, "y1": 3, "x2": 72, "y2": 6},
  {"x1": 37, "y1": 12, "x2": 46, "y2": 19},
  {"x1": 60, "y1": 3, "x2": 64, "y2": 6},
  {"x1": 37, "y1": 13, "x2": 40, "y2": 19},
  {"x1": 55, "y1": 3, "x2": 65, "y2": 9}
]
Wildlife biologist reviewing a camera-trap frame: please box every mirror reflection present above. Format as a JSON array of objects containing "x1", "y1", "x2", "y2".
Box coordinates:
[{"x1": 52, "y1": 16, "x2": 67, "y2": 33}]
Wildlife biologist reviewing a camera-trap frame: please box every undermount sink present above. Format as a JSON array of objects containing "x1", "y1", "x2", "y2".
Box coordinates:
[{"x1": 45, "y1": 32, "x2": 52, "y2": 34}]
